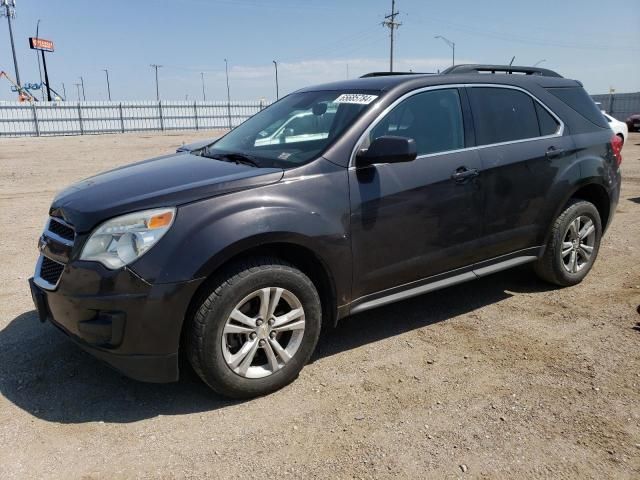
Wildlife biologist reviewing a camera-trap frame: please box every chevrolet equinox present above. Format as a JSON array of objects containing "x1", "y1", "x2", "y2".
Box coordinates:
[{"x1": 29, "y1": 65, "x2": 623, "y2": 398}]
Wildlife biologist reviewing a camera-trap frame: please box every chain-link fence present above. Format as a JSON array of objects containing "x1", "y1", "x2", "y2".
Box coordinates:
[
  {"x1": 591, "y1": 92, "x2": 640, "y2": 122},
  {"x1": 0, "y1": 100, "x2": 269, "y2": 137}
]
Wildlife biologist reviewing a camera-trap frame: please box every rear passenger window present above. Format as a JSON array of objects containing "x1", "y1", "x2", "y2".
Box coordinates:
[
  {"x1": 367, "y1": 88, "x2": 465, "y2": 156},
  {"x1": 535, "y1": 103, "x2": 560, "y2": 136},
  {"x1": 469, "y1": 87, "x2": 540, "y2": 145},
  {"x1": 546, "y1": 86, "x2": 609, "y2": 128}
]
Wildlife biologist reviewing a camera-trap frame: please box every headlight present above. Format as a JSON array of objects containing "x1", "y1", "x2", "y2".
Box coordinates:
[{"x1": 80, "y1": 208, "x2": 175, "y2": 269}]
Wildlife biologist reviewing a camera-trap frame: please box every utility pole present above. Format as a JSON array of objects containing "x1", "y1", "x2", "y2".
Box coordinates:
[
  {"x1": 434, "y1": 35, "x2": 455, "y2": 67},
  {"x1": 75, "y1": 83, "x2": 82, "y2": 101},
  {"x1": 150, "y1": 64, "x2": 162, "y2": 101},
  {"x1": 382, "y1": 0, "x2": 401, "y2": 72},
  {"x1": 1, "y1": 0, "x2": 21, "y2": 87},
  {"x1": 102, "y1": 69, "x2": 111, "y2": 101},
  {"x1": 200, "y1": 72, "x2": 206, "y2": 101},
  {"x1": 79, "y1": 76, "x2": 86, "y2": 101},
  {"x1": 272, "y1": 60, "x2": 279, "y2": 100},
  {"x1": 61, "y1": 82, "x2": 67, "y2": 101},
  {"x1": 224, "y1": 59, "x2": 232, "y2": 129}
]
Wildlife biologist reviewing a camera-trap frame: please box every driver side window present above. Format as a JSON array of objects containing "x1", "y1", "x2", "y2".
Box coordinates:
[{"x1": 366, "y1": 88, "x2": 465, "y2": 156}]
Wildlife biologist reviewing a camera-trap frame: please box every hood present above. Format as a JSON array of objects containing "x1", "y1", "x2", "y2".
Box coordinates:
[{"x1": 51, "y1": 152, "x2": 283, "y2": 233}]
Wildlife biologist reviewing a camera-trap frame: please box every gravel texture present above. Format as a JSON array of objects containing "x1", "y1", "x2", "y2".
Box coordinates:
[{"x1": 1, "y1": 131, "x2": 639, "y2": 479}]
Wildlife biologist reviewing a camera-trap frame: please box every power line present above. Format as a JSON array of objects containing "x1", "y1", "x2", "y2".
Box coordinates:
[
  {"x1": 411, "y1": 14, "x2": 640, "y2": 53},
  {"x1": 382, "y1": 0, "x2": 402, "y2": 72}
]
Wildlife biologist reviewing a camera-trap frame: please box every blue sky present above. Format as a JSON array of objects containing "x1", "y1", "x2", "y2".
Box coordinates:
[{"x1": 1, "y1": 0, "x2": 638, "y2": 101}]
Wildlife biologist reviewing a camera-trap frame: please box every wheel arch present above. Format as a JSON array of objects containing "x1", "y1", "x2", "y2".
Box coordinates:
[
  {"x1": 543, "y1": 181, "x2": 611, "y2": 249},
  {"x1": 179, "y1": 236, "x2": 339, "y2": 365}
]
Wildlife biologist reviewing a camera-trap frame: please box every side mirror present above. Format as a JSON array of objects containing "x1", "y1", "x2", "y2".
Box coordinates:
[{"x1": 356, "y1": 136, "x2": 417, "y2": 166}]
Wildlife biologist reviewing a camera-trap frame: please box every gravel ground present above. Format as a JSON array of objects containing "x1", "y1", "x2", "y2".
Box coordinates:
[{"x1": 0, "y1": 131, "x2": 639, "y2": 479}]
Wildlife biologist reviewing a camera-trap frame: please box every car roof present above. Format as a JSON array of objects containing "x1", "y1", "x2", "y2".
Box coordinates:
[{"x1": 295, "y1": 72, "x2": 580, "y2": 95}]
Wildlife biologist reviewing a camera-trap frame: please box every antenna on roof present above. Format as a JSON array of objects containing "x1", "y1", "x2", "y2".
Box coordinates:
[{"x1": 508, "y1": 56, "x2": 516, "y2": 67}]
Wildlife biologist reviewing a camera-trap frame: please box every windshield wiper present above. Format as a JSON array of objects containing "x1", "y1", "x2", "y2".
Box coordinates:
[{"x1": 203, "y1": 150, "x2": 260, "y2": 168}]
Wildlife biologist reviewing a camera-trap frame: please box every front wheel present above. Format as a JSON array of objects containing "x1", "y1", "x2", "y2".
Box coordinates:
[
  {"x1": 534, "y1": 199, "x2": 602, "y2": 286},
  {"x1": 187, "y1": 257, "x2": 322, "y2": 399}
]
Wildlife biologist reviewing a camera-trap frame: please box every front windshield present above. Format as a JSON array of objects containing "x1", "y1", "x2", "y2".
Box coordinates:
[{"x1": 207, "y1": 90, "x2": 380, "y2": 168}]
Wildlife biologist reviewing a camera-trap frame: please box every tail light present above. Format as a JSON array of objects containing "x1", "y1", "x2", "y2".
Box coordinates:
[{"x1": 611, "y1": 134, "x2": 623, "y2": 167}]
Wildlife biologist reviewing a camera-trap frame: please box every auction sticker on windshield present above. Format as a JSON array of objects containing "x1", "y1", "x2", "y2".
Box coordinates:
[{"x1": 334, "y1": 93, "x2": 378, "y2": 105}]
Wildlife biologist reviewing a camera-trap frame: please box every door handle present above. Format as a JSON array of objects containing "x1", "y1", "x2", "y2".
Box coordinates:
[
  {"x1": 545, "y1": 146, "x2": 565, "y2": 159},
  {"x1": 451, "y1": 167, "x2": 479, "y2": 183}
]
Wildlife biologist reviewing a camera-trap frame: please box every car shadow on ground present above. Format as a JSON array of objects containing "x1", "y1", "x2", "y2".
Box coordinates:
[
  {"x1": 629, "y1": 197, "x2": 640, "y2": 204},
  {"x1": 0, "y1": 266, "x2": 554, "y2": 424}
]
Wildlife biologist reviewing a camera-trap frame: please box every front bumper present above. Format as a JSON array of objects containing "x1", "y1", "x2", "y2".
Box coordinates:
[{"x1": 29, "y1": 261, "x2": 202, "y2": 383}]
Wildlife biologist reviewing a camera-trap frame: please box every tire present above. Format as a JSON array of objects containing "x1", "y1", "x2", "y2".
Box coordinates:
[
  {"x1": 187, "y1": 256, "x2": 322, "y2": 399},
  {"x1": 617, "y1": 133, "x2": 625, "y2": 146},
  {"x1": 534, "y1": 199, "x2": 602, "y2": 287}
]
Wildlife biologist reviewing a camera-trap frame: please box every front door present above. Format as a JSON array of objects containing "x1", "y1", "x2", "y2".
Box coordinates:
[{"x1": 349, "y1": 87, "x2": 484, "y2": 300}]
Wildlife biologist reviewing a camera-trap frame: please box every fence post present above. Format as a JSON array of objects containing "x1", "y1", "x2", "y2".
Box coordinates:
[
  {"x1": 158, "y1": 101, "x2": 164, "y2": 131},
  {"x1": 194, "y1": 101, "x2": 199, "y2": 131},
  {"x1": 119, "y1": 102, "x2": 125, "y2": 133},
  {"x1": 77, "y1": 102, "x2": 84, "y2": 135},
  {"x1": 31, "y1": 102, "x2": 40, "y2": 136}
]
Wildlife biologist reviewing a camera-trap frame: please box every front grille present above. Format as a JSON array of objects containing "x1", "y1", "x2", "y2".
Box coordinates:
[
  {"x1": 48, "y1": 217, "x2": 75, "y2": 242},
  {"x1": 39, "y1": 256, "x2": 64, "y2": 287}
]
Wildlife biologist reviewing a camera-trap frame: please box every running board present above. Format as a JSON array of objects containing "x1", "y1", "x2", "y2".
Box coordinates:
[{"x1": 349, "y1": 255, "x2": 537, "y2": 315}]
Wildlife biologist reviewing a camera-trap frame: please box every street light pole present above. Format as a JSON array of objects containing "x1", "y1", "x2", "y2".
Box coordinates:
[
  {"x1": 150, "y1": 64, "x2": 162, "y2": 101},
  {"x1": 79, "y1": 76, "x2": 86, "y2": 101},
  {"x1": 224, "y1": 58, "x2": 232, "y2": 129},
  {"x1": 102, "y1": 69, "x2": 111, "y2": 101},
  {"x1": 272, "y1": 60, "x2": 279, "y2": 100},
  {"x1": 200, "y1": 72, "x2": 206, "y2": 101},
  {"x1": 434, "y1": 35, "x2": 455, "y2": 67},
  {"x1": 2, "y1": 0, "x2": 21, "y2": 87}
]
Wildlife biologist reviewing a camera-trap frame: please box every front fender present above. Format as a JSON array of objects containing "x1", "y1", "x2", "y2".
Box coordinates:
[{"x1": 131, "y1": 158, "x2": 352, "y2": 303}]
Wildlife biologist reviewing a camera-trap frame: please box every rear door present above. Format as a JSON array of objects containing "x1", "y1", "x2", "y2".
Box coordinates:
[
  {"x1": 349, "y1": 87, "x2": 484, "y2": 300},
  {"x1": 467, "y1": 85, "x2": 574, "y2": 258}
]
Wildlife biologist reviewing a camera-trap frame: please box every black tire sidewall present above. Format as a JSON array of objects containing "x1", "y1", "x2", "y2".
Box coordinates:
[
  {"x1": 550, "y1": 201, "x2": 602, "y2": 285},
  {"x1": 197, "y1": 265, "x2": 321, "y2": 398}
]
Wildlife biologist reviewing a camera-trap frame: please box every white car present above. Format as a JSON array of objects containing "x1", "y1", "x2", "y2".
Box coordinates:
[{"x1": 602, "y1": 112, "x2": 628, "y2": 145}]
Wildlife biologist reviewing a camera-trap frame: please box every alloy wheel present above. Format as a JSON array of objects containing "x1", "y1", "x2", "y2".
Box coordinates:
[
  {"x1": 221, "y1": 287, "x2": 306, "y2": 379},
  {"x1": 561, "y1": 215, "x2": 596, "y2": 274}
]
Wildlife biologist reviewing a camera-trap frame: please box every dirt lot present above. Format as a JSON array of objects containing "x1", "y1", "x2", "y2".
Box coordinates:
[{"x1": 0, "y1": 131, "x2": 639, "y2": 479}]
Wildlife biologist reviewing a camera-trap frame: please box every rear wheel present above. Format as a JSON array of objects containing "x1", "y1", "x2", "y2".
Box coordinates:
[
  {"x1": 187, "y1": 257, "x2": 322, "y2": 398},
  {"x1": 534, "y1": 199, "x2": 602, "y2": 286}
]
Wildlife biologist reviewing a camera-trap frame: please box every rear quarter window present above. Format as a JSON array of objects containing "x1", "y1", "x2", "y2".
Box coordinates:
[{"x1": 546, "y1": 87, "x2": 609, "y2": 128}]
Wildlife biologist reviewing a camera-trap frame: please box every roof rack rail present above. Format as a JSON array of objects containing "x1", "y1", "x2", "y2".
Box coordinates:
[
  {"x1": 441, "y1": 64, "x2": 563, "y2": 78},
  {"x1": 360, "y1": 71, "x2": 435, "y2": 78}
]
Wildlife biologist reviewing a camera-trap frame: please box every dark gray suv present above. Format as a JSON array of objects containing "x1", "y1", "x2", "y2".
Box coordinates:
[{"x1": 29, "y1": 65, "x2": 622, "y2": 398}]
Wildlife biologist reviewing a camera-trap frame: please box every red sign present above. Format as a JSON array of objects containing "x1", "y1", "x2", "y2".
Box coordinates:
[{"x1": 29, "y1": 37, "x2": 55, "y2": 52}]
